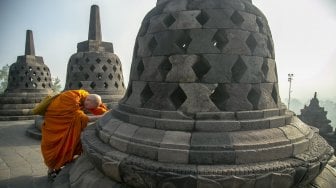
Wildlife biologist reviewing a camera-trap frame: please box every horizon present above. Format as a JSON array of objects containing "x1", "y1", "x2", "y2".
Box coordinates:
[{"x1": 0, "y1": 0, "x2": 335, "y2": 103}]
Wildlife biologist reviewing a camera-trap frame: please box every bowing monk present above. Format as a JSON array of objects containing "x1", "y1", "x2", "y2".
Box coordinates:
[{"x1": 40, "y1": 89, "x2": 108, "y2": 179}]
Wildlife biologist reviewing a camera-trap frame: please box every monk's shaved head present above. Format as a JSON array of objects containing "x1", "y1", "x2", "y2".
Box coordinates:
[{"x1": 84, "y1": 94, "x2": 102, "y2": 109}]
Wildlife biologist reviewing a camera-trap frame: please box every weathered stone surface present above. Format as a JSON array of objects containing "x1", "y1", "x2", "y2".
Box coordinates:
[{"x1": 68, "y1": 0, "x2": 336, "y2": 187}]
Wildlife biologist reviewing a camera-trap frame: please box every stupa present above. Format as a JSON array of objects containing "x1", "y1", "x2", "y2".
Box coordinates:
[
  {"x1": 0, "y1": 30, "x2": 53, "y2": 121},
  {"x1": 64, "y1": 5, "x2": 126, "y2": 108},
  {"x1": 299, "y1": 92, "x2": 336, "y2": 154},
  {"x1": 299, "y1": 92, "x2": 333, "y2": 134},
  {"x1": 68, "y1": 0, "x2": 336, "y2": 187}
]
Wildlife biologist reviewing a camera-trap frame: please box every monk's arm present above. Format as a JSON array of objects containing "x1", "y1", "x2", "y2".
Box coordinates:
[{"x1": 88, "y1": 115, "x2": 104, "y2": 122}]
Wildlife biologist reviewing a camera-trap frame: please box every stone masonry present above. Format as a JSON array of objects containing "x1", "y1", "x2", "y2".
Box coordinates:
[
  {"x1": 64, "y1": 5, "x2": 126, "y2": 108},
  {"x1": 68, "y1": 0, "x2": 336, "y2": 187},
  {"x1": 0, "y1": 30, "x2": 53, "y2": 121}
]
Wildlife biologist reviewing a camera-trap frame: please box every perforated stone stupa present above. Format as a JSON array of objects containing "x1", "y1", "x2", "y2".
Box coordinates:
[
  {"x1": 68, "y1": 0, "x2": 336, "y2": 187},
  {"x1": 0, "y1": 30, "x2": 53, "y2": 121},
  {"x1": 64, "y1": 5, "x2": 125, "y2": 107}
]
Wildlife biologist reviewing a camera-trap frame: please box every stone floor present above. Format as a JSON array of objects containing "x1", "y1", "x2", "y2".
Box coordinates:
[{"x1": 0, "y1": 120, "x2": 51, "y2": 188}]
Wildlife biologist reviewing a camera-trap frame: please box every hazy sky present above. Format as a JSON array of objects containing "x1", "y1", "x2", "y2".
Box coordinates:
[{"x1": 0, "y1": 0, "x2": 335, "y2": 103}]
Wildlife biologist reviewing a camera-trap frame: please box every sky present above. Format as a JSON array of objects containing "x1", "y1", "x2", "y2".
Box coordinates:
[{"x1": 0, "y1": 0, "x2": 335, "y2": 103}]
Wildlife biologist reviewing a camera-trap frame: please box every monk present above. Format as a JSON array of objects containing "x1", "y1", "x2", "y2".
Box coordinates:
[{"x1": 40, "y1": 89, "x2": 108, "y2": 179}]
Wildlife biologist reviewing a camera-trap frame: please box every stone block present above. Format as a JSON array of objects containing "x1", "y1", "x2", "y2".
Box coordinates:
[
  {"x1": 109, "y1": 136, "x2": 129, "y2": 152},
  {"x1": 235, "y1": 144, "x2": 293, "y2": 164},
  {"x1": 190, "y1": 132, "x2": 232, "y2": 150},
  {"x1": 222, "y1": 29, "x2": 251, "y2": 55},
  {"x1": 160, "y1": 111, "x2": 192, "y2": 120},
  {"x1": 99, "y1": 131, "x2": 111, "y2": 144},
  {"x1": 153, "y1": 30, "x2": 187, "y2": 55},
  {"x1": 171, "y1": 10, "x2": 202, "y2": 30},
  {"x1": 255, "y1": 172, "x2": 294, "y2": 188},
  {"x1": 263, "y1": 58, "x2": 277, "y2": 83},
  {"x1": 129, "y1": 114, "x2": 156, "y2": 128},
  {"x1": 189, "y1": 150, "x2": 235, "y2": 164},
  {"x1": 155, "y1": 119, "x2": 194, "y2": 131},
  {"x1": 162, "y1": 0, "x2": 188, "y2": 12},
  {"x1": 238, "y1": 55, "x2": 264, "y2": 84},
  {"x1": 113, "y1": 123, "x2": 139, "y2": 140},
  {"x1": 195, "y1": 120, "x2": 240, "y2": 132},
  {"x1": 160, "y1": 131, "x2": 191, "y2": 150},
  {"x1": 195, "y1": 111, "x2": 235, "y2": 120},
  {"x1": 252, "y1": 32, "x2": 270, "y2": 57},
  {"x1": 187, "y1": 29, "x2": 220, "y2": 54},
  {"x1": 165, "y1": 55, "x2": 199, "y2": 82},
  {"x1": 240, "y1": 119, "x2": 269, "y2": 130},
  {"x1": 293, "y1": 139, "x2": 309, "y2": 156},
  {"x1": 236, "y1": 110, "x2": 263, "y2": 120},
  {"x1": 269, "y1": 116, "x2": 286, "y2": 128},
  {"x1": 102, "y1": 160, "x2": 122, "y2": 182},
  {"x1": 263, "y1": 108, "x2": 280, "y2": 118},
  {"x1": 201, "y1": 54, "x2": 237, "y2": 83},
  {"x1": 144, "y1": 82, "x2": 179, "y2": 111},
  {"x1": 130, "y1": 127, "x2": 165, "y2": 147},
  {"x1": 126, "y1": 141, "x2": 158, "y2": 160},
  {"x1": 179, "y1": 83, "x2": 219, "y2": 114},
  {"x1": 137, "y1": 34, "x2": 155, "y2": 57},
  {"x1": 202, "y1": 9, "x2": 235, "y2": 29},
  {"x1": 140, "y1": 56, "x2": 167, "y2": 82},
  {"x1": 111, "y1": 109, "x2": 129, "y2": 123},
  {"x1": 147, "y1": 13, "x2": 168, "y2": 33},
  {"x1": 278, "y1": 125, "x2": 305, "y2": 143},
  {"x1": 124, "y1": 81, "x2": 147, "y2": 108},
  {"x1": 221, "y1": 84, "x2": 253, "y2": 111},
  {"x1": 158, "y1": 148, "x2": 189, "y2": 164}
]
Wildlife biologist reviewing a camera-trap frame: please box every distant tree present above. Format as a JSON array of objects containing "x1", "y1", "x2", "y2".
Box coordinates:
[
  {"x1": 51, "y1": 77, "x2": 62, "y2": 93},
  {"x1": 0, "y1": 64, "x2": 9, "y2": 94}
]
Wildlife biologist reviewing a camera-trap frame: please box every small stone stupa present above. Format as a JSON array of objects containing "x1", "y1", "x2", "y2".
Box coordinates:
[
  {"x1": 0, "y1": 30, "x2": 53, "y2": 121},
  {"x1": 64, "y1": 5, "x2": 125, "y2": 107},
  {"x1": 299, "y1": 92, "x2": 336, "y2": 154},
  {"x1": 299, "y1": 92, "x2": 333, "y2": 134},
  {"x1": 67, "y1": 0, "x2": 336, "y2": 187}
]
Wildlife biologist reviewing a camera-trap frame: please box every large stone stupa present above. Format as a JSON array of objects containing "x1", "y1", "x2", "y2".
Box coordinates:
[
  {"x1": 68, "y1": 0, "x2": 336, "y2": 187},
  {"x1": 0, "y1": 30, "x2": 53, "y2": 121},
  {"x1": 64, "y1": 5, "x2": 126, "y2": 107}
]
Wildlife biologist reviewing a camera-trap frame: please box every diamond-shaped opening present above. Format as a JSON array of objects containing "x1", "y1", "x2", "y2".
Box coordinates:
[
  {"x1": 48, "y1": 83, "x2": 51, "y2": 88},
  {"x1": 116, "y1": 59, "x2": 119, "y2": 65},
  {"x1": 247, "y1": 87, "x2": 260, "y2": 110},
  {"x1": 192, "y1": 57, "x2": 211, "y2": 81},
  {"x1": 85, "y1": 57, "x2": 90, "y2": 62},
  {"x1": 102, "y1": 65, "x2": 108, "y2": 72},
  {"x1": 231, "y1": 11, "x2": 244, "y2": 26},
  {"x1": 90, "y1": 65, "x2": 96, "y2": 72},
  {"x1": 47, "y1": 72, "x2": 49, "y2": 76},
  {"x1": 84, "y1": 73, "x2": 90, "y2": 80},
  {"x1": 262, "y1": 59, "x2": 269, "y2": 78},
  {"x1": 114, "y1": 82, "x2": 119, "y2": 89},
  {"x1": 163, "y1": 14, "x2": 176, "y2": 28},
  {"x1": 97, "y1": 73, "x2": 102, "y2": 80},
  {"x1": 256, "y1": 17, "x2": 263, "y2": 32},
  {"x1": 37, "y1": 77, "x2": 41, "y2": 82},
  {"x1": 122, "y1": 82, "x2": 125, "y2": 88},
  {"x1": 159, "y1": 58, "x2": 172, "y2": 81},
  {"x1": 33, "y1": 72, "x2": 36, "y2": 76},
  {"x1": 210, "y1": 84, "x2": 229, "y2": 111},
  {"x1": 45, "y1": 77, "x2": 48, "y2": 81},
  {"x1": 33, "y1": 83, "x2": 37, "y2": 88},
  {"x1": 37, "y1": 67, "x2": 40, "y2": 70},
  {"x1": 140, "y1": 84, "x2": 154, "y2": 106},
  {"x1": 43, "y1": 67, "x2": 46, "y2": 71},
  {"x1": 96, "y1": 58, "x2": 101, "y2": 64},
  {"x1": 25, "y1": 83, "x2": 28, "y2": 88},
  {"x1": 29, "y1": 67, "x2": 32, "y2": 71},
  {"x1": 25, "y1": 71, "x2": 28, "y2": 75},
  {"x1": 272, "y1": 84, "x2": 279, "y2": 104},
  {"x1": 79, "y1": 65, "x2": 84, "y2": 71},
  {"x1": 148, "y1": 36, "x2": 158, "y2": 53},
  {"x1": 107, "y1": 59, "x2": 112, "y2": 64},
  {"x1": 90, "y1": 82, "x2": 96, "y2": 89},
  {"x1": 246, "y1": 34, "x2": 257, "y2": 53},
  {"x1": 274, "y1": 64, "x2": 278, "y2": 81},
  {"x1": 176, "y1": 31, "x2": 192, "y2": 52},
  {"x1": 137, "y1": 60, "x2": 144, "y2": 77},
  {"x1": 108, "y1": 73, "x2": 113, "y2": 80},
  {"x1": 212, "y1": 30, "x2": 229, "y2": 51},
  {"x1": 42, "y1": 83, "x2": 46, "y2": 88},
  {"x1": 41, "y1": 72, "x2": 44, "y2": 76},
  {"x1": 170, "y1": 86, "x2": 187, "y2": 110},
  {"x1": 113, "y1": 65, "x2": 117, "y2": 72},
  {"x1": 196, "y1": 11, "x2": 209, "y2": 26},
  {"x1": 29, "y1": 77, "x2": 33, "y2": 82},
  {"x1": 231, "y1": 56, "x2": 247, "y2": 83},
  {"x1": 78, "y1": 82, "x2": 83, "y2": 88},
  {"x1": 99, "y1": 82, "x2": 106, "y2": 89},
  {"x1": 118, "y1": 74, "x2": 121, "y2": 81}
]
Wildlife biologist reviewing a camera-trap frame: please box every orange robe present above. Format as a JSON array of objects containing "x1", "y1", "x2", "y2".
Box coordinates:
[{"x1": 41, "y1": 90, "x2": 107, "y2": 170}]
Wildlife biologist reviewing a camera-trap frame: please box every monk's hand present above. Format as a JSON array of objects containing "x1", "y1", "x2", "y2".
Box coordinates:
[{"x1": 88, "y1": 115, "x2": 104, "y2": 122}]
